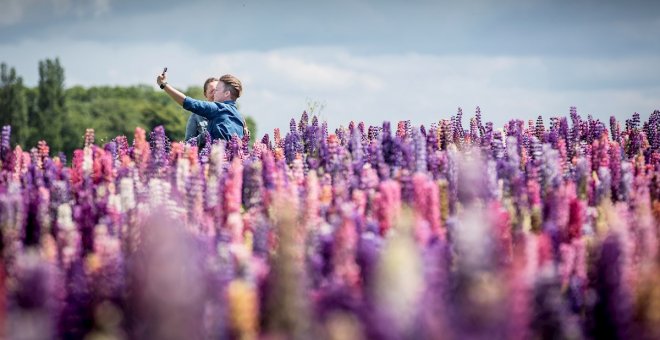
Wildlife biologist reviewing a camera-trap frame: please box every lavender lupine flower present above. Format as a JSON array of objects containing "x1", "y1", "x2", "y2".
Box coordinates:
[
  {"x1": 412, "y1": 128, "x2": 427, "y2": 173},
  {"x1": 541, "y1": 144, "x2": 562, "y2": 195},
  {"x1": 491, "y1": 129, "x2": 505, "y2": 163},
  {"x1": 263, "y1": 197, "x2": 310, "y2": 338},
  {"x1": 127, "y1": 213, "x2": 207, "y2": 340}
]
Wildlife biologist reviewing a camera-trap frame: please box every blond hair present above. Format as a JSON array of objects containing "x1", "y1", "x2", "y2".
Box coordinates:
[{"x1": 219, "y1": 74, "x2": 243, "y2": 100}]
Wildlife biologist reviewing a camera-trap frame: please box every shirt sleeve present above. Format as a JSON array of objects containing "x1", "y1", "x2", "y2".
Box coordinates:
[
  {"x1": 184, "y1": 113, "x2": 197, "y2": 140},
  {"x1": 182, "y1": 97, "x2": 220, "y2": 120}
]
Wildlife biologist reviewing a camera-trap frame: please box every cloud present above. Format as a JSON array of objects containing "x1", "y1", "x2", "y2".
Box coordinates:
[
  {"x1": 0, "y1": 39, "x2": 657, "y2": 140},
  {"x1": 0, "y1": 0, "x2": 112, "y2": 26},
  {"x1": 0, "y1": 0, "x2": 36, "y2": 25}
]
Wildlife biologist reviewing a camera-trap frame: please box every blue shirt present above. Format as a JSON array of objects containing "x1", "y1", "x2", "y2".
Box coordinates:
[{"x1": 182, "y1": 97, "x2": 245, "y2": 141}]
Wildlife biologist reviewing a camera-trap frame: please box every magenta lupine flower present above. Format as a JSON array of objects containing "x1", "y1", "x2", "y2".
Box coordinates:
[{"x1": 113, "y1": 135, "x2": 130, "y2": 160}]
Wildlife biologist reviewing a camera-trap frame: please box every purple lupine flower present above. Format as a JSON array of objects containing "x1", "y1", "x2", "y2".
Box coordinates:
[
  {"x1": 535, "y1": 115, "x2": 545, "y2": 141},
  {"x1": 298, "y1": 111, "x2": 309, "y2": 135},
  {"x1": 591, "y1": 233, "x2": 635, "y2": 339},
  {"x1": 260, "y1": 133, "x2": 271, "y2": 150},
  {"x1": 103, "y1": 141, "x2": 118, "y2": 163},
  {"x1": 455, "y1": 107, "x2": 464, "y2": 142},
  {"x1": 530, "y1": 271, "x2": 582, "y2": 340},
  {"x1": 241, "y1": 159, "x2": 263, "y2": 210},
  {"x1": 284, "y1": 130, "x2": 302, "y2": 164},
  {"x1": 149, "y1": 125, "x2": 169, "y2": 174},
  {"x1": 1, "y1": 125, "x2": 11, "y2": 166},
  {"x1": 9, "y1": 250, "x2": 63, "y2": 340},
  {"x1": 198, "y1": 131, "x2": 213, "y2": 164}
]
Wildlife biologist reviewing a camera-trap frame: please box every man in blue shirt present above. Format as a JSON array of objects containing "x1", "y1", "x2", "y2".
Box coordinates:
[
  {"x1": 184, "y1": 77, "x2": 217, "y2": 142},
  {"x1": 157, "y1": 72, "x2": 245, "y2": 141}
]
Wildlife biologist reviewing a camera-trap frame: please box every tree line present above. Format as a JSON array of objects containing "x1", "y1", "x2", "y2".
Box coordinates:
[{"x1": 0, "y1": 58, "x2": 257, "y2": 159}]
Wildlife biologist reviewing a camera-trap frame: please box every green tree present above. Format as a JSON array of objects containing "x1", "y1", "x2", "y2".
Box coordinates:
[
  {"x1": 245, "y1": 116, "x2": 257, "y2": 145},
  {"x1": 0, "y1": 63, "x2": 29, "y2": 146},
  {"x1": 34, "y1": 58, "x2": 66, "y2": 152}
]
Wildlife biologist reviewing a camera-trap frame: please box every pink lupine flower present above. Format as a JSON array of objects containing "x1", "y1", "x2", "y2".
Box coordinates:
[
  {"x1": 223, "y1": 158, "x2": 244, "y2": 217},
  {"x1": 132, "y1": 127, "x2": 150, "y2": 177},
  {"x1": 374, "y1": 179, "x2": 401, "y2": 236}
]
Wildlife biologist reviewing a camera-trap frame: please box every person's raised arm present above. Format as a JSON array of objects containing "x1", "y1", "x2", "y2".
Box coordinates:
[{"x1": 156, "y1": 73, "x2": 185, "y2": 106}]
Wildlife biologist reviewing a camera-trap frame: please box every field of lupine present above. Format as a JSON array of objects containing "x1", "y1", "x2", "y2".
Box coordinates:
[{"x1": 1, "y1": 107, "x2": 660, "y2": 339}]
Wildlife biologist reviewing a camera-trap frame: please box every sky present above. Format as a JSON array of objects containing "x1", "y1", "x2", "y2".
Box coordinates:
[{"x1": 0, "y1": 0, "x2": 659, "y2": 138}]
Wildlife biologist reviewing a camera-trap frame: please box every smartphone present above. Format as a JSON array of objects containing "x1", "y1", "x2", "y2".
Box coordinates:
[{"x1": 162, "y1": 67, "x2": 168, "y2": 75}]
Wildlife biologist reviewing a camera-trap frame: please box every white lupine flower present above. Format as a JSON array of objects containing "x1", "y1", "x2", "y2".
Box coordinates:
[
  {"x1": 82, "y1": 146, "x2": 93, "y2": 176},
  {"x1": 57, "y1": 204, "x2": 74, "y2": 231},
  {"x1": 119, "y1": 178, "x2": 136, "y2": 210},
  {"x1": 57, "y1": 203, "x2": 79, "y2": 269},
  {"x1": 107, "y1": 193, "x2": 122, "y2": 213},
  {"x1": 209, "y1": 142, "x2": 225, "y2": 174},
  {"x1": 176, "y1": 157, "x2": 190, "y2": 194}
]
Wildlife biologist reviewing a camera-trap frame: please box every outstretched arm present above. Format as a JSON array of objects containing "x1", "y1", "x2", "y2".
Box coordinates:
[{"x1": 156, "y1": 73, "x2": 185, "y2": 106}]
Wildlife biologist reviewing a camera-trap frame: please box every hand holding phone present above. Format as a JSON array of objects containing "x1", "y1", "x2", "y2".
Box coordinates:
[{"x1": 157, "y1": 67, "x2": 168, "y2": 88}]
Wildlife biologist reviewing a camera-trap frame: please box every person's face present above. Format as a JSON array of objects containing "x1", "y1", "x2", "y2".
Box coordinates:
[
  {"x1": 213, "y1": 82, "x2": 231, "y2": 102},
  {"x1": 205, "y1": 80, "x2": 218, "y2": 101}
]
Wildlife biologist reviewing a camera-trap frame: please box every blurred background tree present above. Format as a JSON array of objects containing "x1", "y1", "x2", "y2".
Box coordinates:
[{"x1": 0, "y1": 63, "x2": 29, "y2": 146}]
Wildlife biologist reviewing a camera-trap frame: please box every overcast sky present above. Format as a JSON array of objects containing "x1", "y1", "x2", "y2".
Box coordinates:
[{"x1": 1, "y1": 0, "x2": 658, "y2": 138}]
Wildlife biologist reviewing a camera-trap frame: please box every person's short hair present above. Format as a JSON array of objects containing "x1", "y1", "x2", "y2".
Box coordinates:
[
  {"x1": 203, "y1": 77, "x2": 219, "y2": 94},
  {"x1": 219, "y1": 74, "x2": 242, "y2": 100}
]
